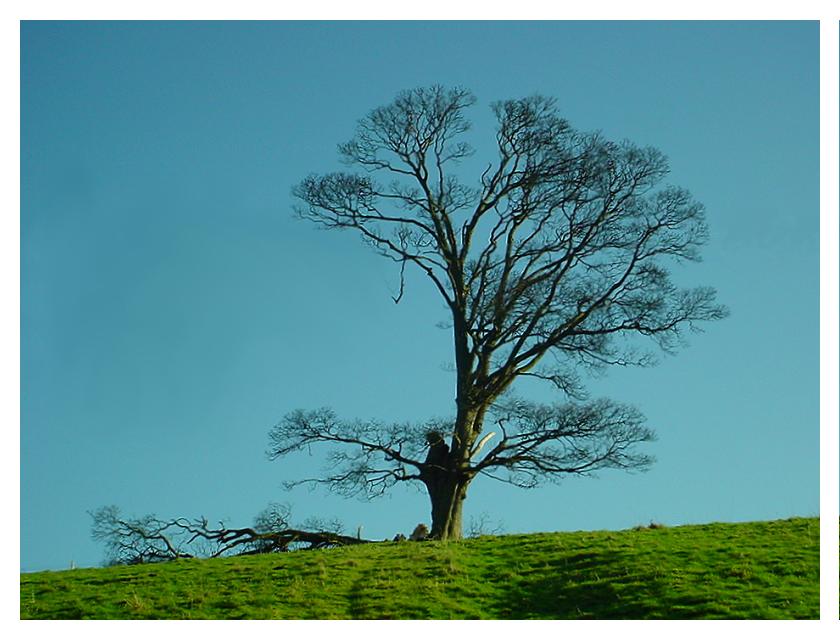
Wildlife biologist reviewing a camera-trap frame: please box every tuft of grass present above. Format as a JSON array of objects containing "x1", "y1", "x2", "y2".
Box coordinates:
[{"x1": 20, "y1": 517, "x2": 819, "y2": 620}]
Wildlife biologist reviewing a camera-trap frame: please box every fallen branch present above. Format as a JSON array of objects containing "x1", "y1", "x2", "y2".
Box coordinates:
[{"x1": 90, "y1": 504, "x2": 369, "y2": 566}]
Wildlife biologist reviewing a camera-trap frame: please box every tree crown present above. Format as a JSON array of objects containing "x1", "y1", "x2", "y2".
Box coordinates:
[
  {"x1": 281, "y1": 85, "x2": 726, "y2": 504},
  {"x1": 294, "y1": 85, "x2": 727, "y2": 404}
]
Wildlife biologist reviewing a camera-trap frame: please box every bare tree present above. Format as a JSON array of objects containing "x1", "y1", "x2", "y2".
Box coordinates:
[
  {"x1": 271, "y1": 86, "x2": 727, "y2": 540},
  {"x1": 467, "y1": 512, "x2": 505, "y2": 538},
  {"x1": 90, "y1": 504, "x2": 365, "y2": 566}
]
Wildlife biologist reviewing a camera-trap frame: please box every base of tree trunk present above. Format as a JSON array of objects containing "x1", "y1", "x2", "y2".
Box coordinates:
[{"x1": 428, "y1": 480, "x2": 467, "y2": 540}]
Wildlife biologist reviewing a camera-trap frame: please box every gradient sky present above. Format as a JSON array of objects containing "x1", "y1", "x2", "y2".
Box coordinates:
[{"x1": 21, "y1": 21, "x2": 818, "y2": 572}]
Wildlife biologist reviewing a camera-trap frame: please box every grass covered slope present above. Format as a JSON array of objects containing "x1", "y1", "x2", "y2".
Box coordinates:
[{"x1": 20, "y1": 517, "x2": 818, "y2": 619}]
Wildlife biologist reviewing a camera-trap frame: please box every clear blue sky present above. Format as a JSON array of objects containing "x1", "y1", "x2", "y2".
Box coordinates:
[{"x1": 21, "y1": 21, "x2": 818, "y2": 572}]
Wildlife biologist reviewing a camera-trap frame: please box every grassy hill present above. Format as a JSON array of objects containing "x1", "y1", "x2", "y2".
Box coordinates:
[{"x1": 20, "y1": 516, "x2": 818, "y2": 619}]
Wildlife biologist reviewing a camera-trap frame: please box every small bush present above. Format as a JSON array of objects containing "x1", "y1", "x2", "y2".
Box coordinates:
[{"x1": 632, "y1": 521, "x2": 666, "y2": 531}]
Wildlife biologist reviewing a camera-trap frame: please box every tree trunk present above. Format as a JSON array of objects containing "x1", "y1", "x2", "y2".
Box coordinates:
[
  {"x1": 419, "y1": 428, "x2": 473, "y2": 540},
  {"x1": 426, "y1": 474, "x2": 469, "y2": 540}
]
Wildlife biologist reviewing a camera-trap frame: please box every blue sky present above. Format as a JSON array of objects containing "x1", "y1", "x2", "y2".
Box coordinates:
[{"x1": 20, "y1": 21, "x2": 818, "y2": 572}]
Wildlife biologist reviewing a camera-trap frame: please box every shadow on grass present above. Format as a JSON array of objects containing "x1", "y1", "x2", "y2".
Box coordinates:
[
  {"x1": 347, "y1": 565, "x2": 397, "y2": 620},
  {"x1": 502, "y1": 550, "x2": 723, "y2": 620}
]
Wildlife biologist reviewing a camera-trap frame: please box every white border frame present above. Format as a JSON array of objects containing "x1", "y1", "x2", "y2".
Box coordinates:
[{"x1": 7, "y1": 3, "x2": 839, "y2": 636}]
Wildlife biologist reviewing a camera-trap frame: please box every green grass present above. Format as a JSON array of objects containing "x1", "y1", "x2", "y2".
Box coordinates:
[{"x1": 20, "y1": 516, "x2": 818, "y2": 619}]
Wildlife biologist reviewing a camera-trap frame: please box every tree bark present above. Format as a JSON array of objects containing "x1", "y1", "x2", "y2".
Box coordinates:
[
  {"x1": 421, "y1": 405, "x2": 485, "y2": 540},
  {"x1": 426, "y1": 473, "x2": 469, "y2": 540}
]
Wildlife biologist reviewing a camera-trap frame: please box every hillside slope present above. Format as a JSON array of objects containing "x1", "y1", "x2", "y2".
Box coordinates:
[{"x1": 20, "y1": 517, "x2": 819, "y2": 619}]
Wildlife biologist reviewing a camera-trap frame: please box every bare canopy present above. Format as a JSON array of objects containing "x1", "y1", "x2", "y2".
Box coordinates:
[{"x1": 271, "y1": 86, "x2": 727, "y2": 540}]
